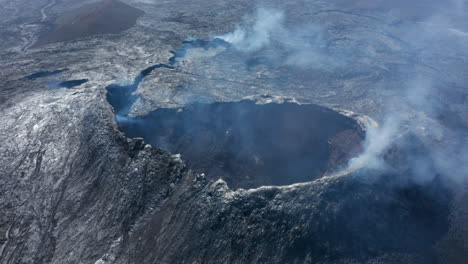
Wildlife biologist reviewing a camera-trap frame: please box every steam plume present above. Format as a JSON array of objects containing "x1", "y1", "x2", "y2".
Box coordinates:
[
  {"x1": 216, "y1": 7, "x2": 337, "y2": 69},
  {"x1": 218, "y1": 8, "x2": 285, "y2": 52}
]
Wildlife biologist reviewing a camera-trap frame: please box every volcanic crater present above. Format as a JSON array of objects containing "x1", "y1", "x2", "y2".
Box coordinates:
[
  {"x1": 107, "y1": 38, "x2": 365, "y2": 189},
  {"x1": 115, "y1": 100, "x2": 364, "y2": 189}
]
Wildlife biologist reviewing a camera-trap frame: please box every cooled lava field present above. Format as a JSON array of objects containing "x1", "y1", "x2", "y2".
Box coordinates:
[{"x1": 0, "y1": 0, "x2": 467, "y2": 263}]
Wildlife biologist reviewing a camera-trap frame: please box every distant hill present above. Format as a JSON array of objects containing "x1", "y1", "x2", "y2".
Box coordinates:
[{"x1": 34, "y1": 0, "x2": 144, "y2": 46}]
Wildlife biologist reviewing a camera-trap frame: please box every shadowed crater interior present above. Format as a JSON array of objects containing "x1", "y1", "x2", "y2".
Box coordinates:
[
  {"x1": 59, "y1": 79, "x2": 89, "y2": 88},
  {"x1": 118, "y1": 100, "x2": 364, "y2": 189}
]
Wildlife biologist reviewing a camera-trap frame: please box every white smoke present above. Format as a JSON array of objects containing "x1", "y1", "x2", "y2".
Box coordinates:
[
  {"x1": 347, "y1": 116, "x2": 401, "y2": 172},
  {"x1": 344, "y1": 76, "x2": 435, "y2": 178},
  {"x1": 217, "y1": 8, "x2": 337, "y2": 69},
  {"x1": 219, "y1": 8, "x2": 285, "y2": 52},
  {"x1": 196, "y1": 5, "x2": 468, "y2": 185},
  {"x1": 339, "y1": 0, "x2": 468, "y2": 185},
  {"x1": 345, "y1": 74, "x2": 467, "y2": 185}
]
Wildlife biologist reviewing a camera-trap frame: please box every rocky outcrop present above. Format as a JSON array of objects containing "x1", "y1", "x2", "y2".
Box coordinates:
[
  {"x1": 114, "y1": 169, "x2": 450, "y2": 264},
  {"x1": 0, "y1": 89, "x2": 186, "y2": 263}
]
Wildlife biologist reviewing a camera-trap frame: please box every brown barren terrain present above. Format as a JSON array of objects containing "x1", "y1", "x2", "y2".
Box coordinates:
[{"x1": 35, "y1": 0, "x2": 144, "y2": 46}]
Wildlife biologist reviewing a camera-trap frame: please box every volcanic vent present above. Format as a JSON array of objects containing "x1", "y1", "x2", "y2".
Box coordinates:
[{"x1": 118, "y1": 100, "x2": 364, "y2": 189}]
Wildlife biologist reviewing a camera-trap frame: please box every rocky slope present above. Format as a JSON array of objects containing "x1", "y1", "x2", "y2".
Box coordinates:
[{"x1": 0, "y1": 88, "x2": 186, "y2": 263}]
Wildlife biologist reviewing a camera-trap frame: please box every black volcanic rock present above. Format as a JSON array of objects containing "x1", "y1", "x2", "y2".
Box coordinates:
[
  {"x1": 1, "y1": 0, "x2": 467, "y2": 263},
  {"x1": 0, "y1": 91, "x2": 186, "y2": 263},
  {"x1": 114, "y1": 170, "x2": 451, "y2": 264}
]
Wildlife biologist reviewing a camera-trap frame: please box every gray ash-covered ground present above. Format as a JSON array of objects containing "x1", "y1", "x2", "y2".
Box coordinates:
[{"x1": 0, "y1": 0, "x2": 468, "y2": 263}]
